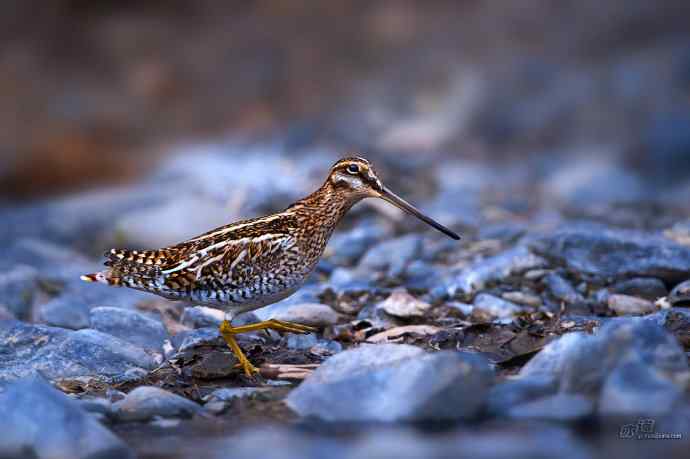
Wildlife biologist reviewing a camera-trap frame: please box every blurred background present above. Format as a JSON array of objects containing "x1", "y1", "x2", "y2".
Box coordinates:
[{"x1": 2, "y1": 0, "x2": 690, "y2": 201}]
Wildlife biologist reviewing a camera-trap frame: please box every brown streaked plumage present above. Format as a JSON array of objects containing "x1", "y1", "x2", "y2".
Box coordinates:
[{"x1": 82, "y1": 156, "x2": 460, "y2": 376}]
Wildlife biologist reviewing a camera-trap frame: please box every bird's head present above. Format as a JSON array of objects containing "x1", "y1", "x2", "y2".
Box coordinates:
[{"x1": 327, "y1": 156, "x2": 460, "y2": 240}]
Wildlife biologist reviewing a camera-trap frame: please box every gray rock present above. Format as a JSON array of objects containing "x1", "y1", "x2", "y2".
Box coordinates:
[
  {"x1": 377, "y1": 289, "x2": 431, "y2": 318},
  {"x1": 401, "y1": 260, "x2": 445, "y2": 291},
  {"x1": 181, "y1": 305, "x2": 225, "y2": 328},
  {"x1": 669, "y1": 279, "x2": 690, "y2": 306},
  {"x1": 0, "y1": 323, "x2": 155, "y2": 383},
  {"x1": 599, "y1": 354, "x2": 685, "y2": 416},
  {"x1": 542, "y1": 157, "x2": 646, "y2": 206},
  {"x1": 611, "y1": 277, "x2": 667, "y2": 301},
  {"x1": 486, "y1": 375, "x2": 558, "y2": 416},
  {"x1": 39, "y1": 297, "x2": 92, "y2": 329},
  {"x1": 507, "y1": 393, "x2": 594, "y2": 422},
  {"x1": 358, "y1": 234, "x2": 423, "y2": 273},
  {"x1": 286, "y1": 333, "x2": 319, "y2": 350},
  {"x1": 203, "y1": 387, "x2": 271, "y2": 403},
  {"x1": 530, "y1": 223, "x2": 690, "y2": 283},
  {"x1": 327, "y1": 267, "x2": 375, "y2": 293},
  {"x1": 448, "y1": 246, "x2": 548, "y2": 297},
  {"x1": 544, "y1": 273, "x2": 584, "y2": 305},
  {"x1": 0, "y1": 376, "x2": 134, "y2": 459},
  {"x1": 325, "y1": 219, "x2": 392, "y2": 266},
  {"x1": 519, "y1": 319, "x2": 689, "y2": 412},
  {"x1": 255, "y1": 302, "x2": 340, "y2": 327},
  {"x1": 114, "y1": 386, "x2": 201, "y2": 421},
  {"x1": 501, "y1": 291, "x2": 542, "y2": 308},
  {"x1": 173, "y1": 327, "x2": 221, "y2": 352},
  {"x1": 665, "y1": 218, "x2": 690, "y2": 245},
  {"x1": 608, "y1": 294, "x2": 656, "y2": 316},
  {"x1": 0, "y1": 264, "x2": 38, "y2": 320},
  {"x1": 114, "y1": 196, "x2": 233, "y2": 248},
  {"x1": 473, "y1": 293, "x2": 524, "y2": 320},
  {"x1": 286, "y1": 344, "x2": 493, "y2": 422},
  {"x1": 90, "y1": 306, "x2": 169, "y2": 353}
]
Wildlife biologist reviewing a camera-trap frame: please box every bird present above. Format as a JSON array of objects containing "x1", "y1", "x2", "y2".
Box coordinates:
[{"x1": 81, "y1": 156, "x2": 460, "y2": 376}]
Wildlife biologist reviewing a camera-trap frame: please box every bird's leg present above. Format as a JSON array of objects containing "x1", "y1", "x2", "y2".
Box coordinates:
[
  {"x1": 219, "y1": 319, "x2": 259, "y2": 377},
  {"x1": 228, "y1": 319, "x2": 317, "y2": 335}
]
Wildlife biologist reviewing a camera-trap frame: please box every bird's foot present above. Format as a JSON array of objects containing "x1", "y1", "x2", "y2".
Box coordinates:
[{"x1": 219, "y1": 320, "x2": 260, "y2": 377}]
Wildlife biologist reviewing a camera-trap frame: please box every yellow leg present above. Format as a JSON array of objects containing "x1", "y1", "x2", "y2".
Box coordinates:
[
  {"x1": 218, "y1": 319, "x2": 317, "y2": 377},
  {"x1": 219, "y1": 320, "x2": 259, "y2": 377}
]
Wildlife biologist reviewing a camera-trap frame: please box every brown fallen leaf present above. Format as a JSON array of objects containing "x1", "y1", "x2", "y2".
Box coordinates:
[
  {"x1": 366, "y1": 325, "x2": 442, "y2": 344},
  {"x1": 260, "y1": 363, "x2": 320, "y2": 380}
]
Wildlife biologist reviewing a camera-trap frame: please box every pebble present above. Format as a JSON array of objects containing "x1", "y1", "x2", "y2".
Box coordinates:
[
  {"x1": 113, "y1": 386, "x2": 202, "y2": 422},
  {"x1": 501, "y1": 291, "x2": 542, "y2": 307},
  {"x1": 448, "y1": 245, "x2": 548, "y2": 298},
  {"x1": 286, "y1": 344, "x2": 493, "y2": 422},
  {"x1": 607, "y1": 294, "x2": 656, "y2": 316},
  {"x1": 181, "y1": 306, "x2": 226, "y2": 328},
  {"x1": 507, "y1": 393, "x2": 594, "y2": 422},
  {"x1": 543, "y1": 273, "x2": 584, "y2": 305},
  {"x1": 0, "y1": 265, "x2": 38, "y2": 320},
  {"x1": 90, "y1": 306, "x2": 170, "y2": 353},
  {"x1": 377, "y1": 289, "x2": 431, "y2": 318},
  {"x1": 473, "y1": 293, "x2": 524, "y2": 320},
  {"x1": 255, "y1": 302, "x2": 341, "y2": 327},
  {"x1": 358, "y1": 234, "x2": 423, "y2": 273},
  {"x1": 669, "y1": 279, "x2": 690, "y2": 306},
  {"x1": 610, "y1": 277, "x2": 667, "y2": 301}
]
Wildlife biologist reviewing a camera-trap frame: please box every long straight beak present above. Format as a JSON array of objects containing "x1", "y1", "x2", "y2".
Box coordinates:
[{"x1": 379, "y1": 186, "x2": 460, "y2": 240}]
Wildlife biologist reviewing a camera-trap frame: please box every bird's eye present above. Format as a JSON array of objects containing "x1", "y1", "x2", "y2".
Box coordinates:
[{"x1": 346, "y1": 164, "x2": 360, "y2": 174}]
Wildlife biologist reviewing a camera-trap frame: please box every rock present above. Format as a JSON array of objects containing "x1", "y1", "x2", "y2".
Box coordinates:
[
  {"x1": 599, "y1": 354, "x2": 686, "y2": 416},
  {"x1": 90, "y1": 306, "x2": 169, "y2": 353},
  {"x1": 255, "y1": 302, "x2": 340, "y2": 327},
  {"x1": 286, "y1": 333, "x2": 319, "y2": 350},
  {"x1": 542, "y1": 156, "x2": 646, "y2": 206},
  {"x1": 665, "y1": 218, "x2": 690, "y2": 246},
  {"x1": 0, "y1": 323, "x2": 155, "y2": 383},
  {"x1": 543, "y1": 273, "x2": 584, "y2": 305},
  {"x1": 401, "y1": 260, "x2": 444, "y2": 291},
  {"x1": 0, "y1": 304, "x2": 16, "y2": 321},
  {"x1": 669, "y1": 279, "x2": 690, "y2": 306},
  {"x1": 38, "y1": 279, "x2": 150, "y2": 330},
  {"x1": 0, "y1": 376, "x2": 134, "y2": 459},
  {"x1": 181, "y1": 306, "x2": 225, "y2": 328},
  {"x1": 325, "y1": 219, "x2": 392, "y2": 266},
  {"x1": 188, "y1": 351, "x2": 236, "y2": 379},
  {"x1": 286, "y1": 344, "x2": 493, "y2": 422},
  {"x1": 203, "y1": 387, "x2": 271, "y2": 403},
  {"x1": 327, "y1": 267, "x2": 375, "y2": 293},
  {"x1": 519, "y1": 319, "x2": 689, "y2": 412},
  {"x1": 608, "y1": 294, "x2": 656, "y2": 316},
  {"x1": 530, "y1": 223, "x2": 690, "y2": 283},
  {"x1": 0, "y1": 264, "x2": 38, "y2": 320},
  {"x1": 611, "y1": 277, "x2": 667, "y2": 301},
  {"x1": 377, "y1": 289, "x2": 431, "y2": 318},
  {"x1": 501, "y1": 291, "x2": 542, "y2": 307},
  {"x1": 114, "y1": 196, "x2": 233, "y2": 248},
  {"x1": 507, "y1": 393, "x2": 594, "y2": 421},
  {"x1": 358, "y1": 234, "x2": 423, "y2": 273},
  {"x1": 448, "y1": 246, "x2": 548, "y2": 297},
  {"x1": 114, "y1": 386, "x2": 201, "y2": 422},
  {"x1": 39, "y1": 297, "x2": 92, "y2": 330},
  {"x1": 486, "y1": 375, "x2": 558, "y2": 416},
  {"x1": 473, "y1": 293, "x2": 524, "y2": 320},
  {"x1": 173, "y1": 327, "x2": 222, "y2": 352}
]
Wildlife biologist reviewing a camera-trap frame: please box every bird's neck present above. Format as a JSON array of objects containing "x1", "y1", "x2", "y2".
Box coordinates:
[{"x1": 289, "y1": 182, "x2": 359, "y2": 233}]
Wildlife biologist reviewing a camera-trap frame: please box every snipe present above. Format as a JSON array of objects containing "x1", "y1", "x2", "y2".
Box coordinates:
[{"x1": 82, "y1": 156, "x2": 460, "y2": 376}]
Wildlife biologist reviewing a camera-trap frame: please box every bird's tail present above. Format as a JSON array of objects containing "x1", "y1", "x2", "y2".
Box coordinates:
[{"x1": 80, "y1": 270, "x2": 123, "y2": 286}]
